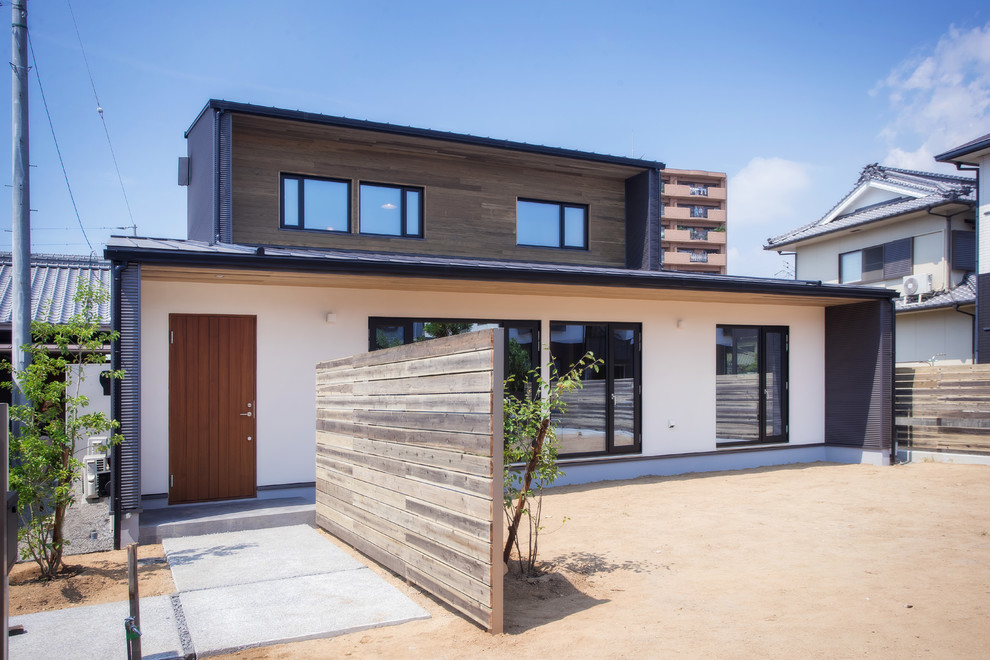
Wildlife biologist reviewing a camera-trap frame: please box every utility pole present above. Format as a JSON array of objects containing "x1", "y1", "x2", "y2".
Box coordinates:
[{"x1": 11, "y1": 0, "x2": 31, "y2": 408}]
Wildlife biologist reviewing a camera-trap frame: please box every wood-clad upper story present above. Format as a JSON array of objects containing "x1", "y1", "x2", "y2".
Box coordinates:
[{"x1": 185, "y1": 101, "x2": 665, "y2": 270}]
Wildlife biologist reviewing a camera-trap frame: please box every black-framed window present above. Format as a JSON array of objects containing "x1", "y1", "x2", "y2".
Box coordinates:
[
  {"x1": 369, "y1": 317, "x2": 539, "y2": 398},
  {"x1": 550, "y1": 321, "x2": 641, "y2": 457},
  {"x1": 839, "y1": 238, "x2": 912, "y2": 283},
  {"x1": 716, "y1": 325, "x2": 788, "y2": 447},
  {"x1": 516, "y1": 199, "x2": 588, "y2": 249},
  {"x1": 360, "y1": 183, "x2": 423, "y2": 237},
  {"x1": 280, "y1": 174, "x2": 350, "y2": 233}
]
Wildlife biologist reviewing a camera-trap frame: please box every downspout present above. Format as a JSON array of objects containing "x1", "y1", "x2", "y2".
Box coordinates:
[
  {"x1": 213, "y1": 108, "x2": 222, "y2": 245},
  {"x1": 954, "y1": 304, "x2": 976, "y2": 362},
  {"x1": 949, "y1": 162, "x2": 980, "y2": 363},
  {"x1": 110, "y1": 261, "x2": 128, "y2": 550},
  {"x1": 889, "y1": 298, "x2": 897, "y2": 466}
]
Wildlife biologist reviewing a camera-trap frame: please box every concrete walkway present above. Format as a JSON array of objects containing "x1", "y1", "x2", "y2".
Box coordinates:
[{"x1": 9, "y1": 525, "x2": 429, "y2": 659}]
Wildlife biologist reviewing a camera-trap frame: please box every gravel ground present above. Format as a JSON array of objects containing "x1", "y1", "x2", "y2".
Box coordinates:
[{"x1": 15, "y1": 478, "x2": 115, "y2": 562}]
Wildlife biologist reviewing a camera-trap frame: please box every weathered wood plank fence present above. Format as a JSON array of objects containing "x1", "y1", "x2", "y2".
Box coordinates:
[
  {"x1": 315, "y1": 330, "x2": 504, "y2": 633},
  {"x1": 895, "y1": 364, "x2": 990, "y2": 454}
]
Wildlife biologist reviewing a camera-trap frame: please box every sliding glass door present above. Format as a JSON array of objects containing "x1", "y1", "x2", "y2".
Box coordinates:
[{"x1": 550, "y1": 322, "x2": 641, "y2": 457}]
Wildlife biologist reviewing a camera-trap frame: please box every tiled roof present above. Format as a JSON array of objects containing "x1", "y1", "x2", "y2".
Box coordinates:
[
  {"x1": 766, "y1": 164, "x2": 975, "y2": 250},
  {"x1": 0, "y1": 253, "x2": 111, "y2": 326},
  {"x1": 895, "y1": 273, "x2": 977, "y2": 312}
]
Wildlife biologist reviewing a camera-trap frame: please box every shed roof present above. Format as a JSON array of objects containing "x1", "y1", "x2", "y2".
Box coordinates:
[
  {"x1": 935, "y1": 133, "x2": 990, "y2": 165},
  {"x1": 0, "y1": 252, "x2": 111, "y2": 327},
  {"x1": 105, "y1": 235, "x2": 895, "y2": 305},
  {"x1": 191, "y1": 99, "x2": 666, "y2": 171},
  {"x1": 765, "y1": 164, "x2": 975, "y2": 250}
]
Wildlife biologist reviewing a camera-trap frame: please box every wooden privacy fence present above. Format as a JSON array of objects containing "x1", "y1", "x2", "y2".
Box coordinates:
[
  {"x1": 895, "y1": 364, "x2": 990, "y2": 454},
  {"x1": 315, "y1": 330, "x2": 504, "y2": 633}
]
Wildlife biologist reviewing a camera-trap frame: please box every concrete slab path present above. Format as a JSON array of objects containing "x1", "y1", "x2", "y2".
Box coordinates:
[{"x1": 9, "y1": 524, "x2": 429, "y2": 659}]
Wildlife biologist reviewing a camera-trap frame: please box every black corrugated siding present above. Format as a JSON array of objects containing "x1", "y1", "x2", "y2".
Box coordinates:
[
  {"x1": 218, "y1": 111, "x2": 233, "y2": 243},
  {"x1": 979, "y1": 273, "x2": 990, "y2": 364},
  {"x1": 824, "y1": 299, "x2": 893, "y2": 449},
  {"x1": 624, "y1": 169, "x2": 660, "y2": 271},
  {"x1": 118, "y1": 264, "x2": 141, "y2": 510}
]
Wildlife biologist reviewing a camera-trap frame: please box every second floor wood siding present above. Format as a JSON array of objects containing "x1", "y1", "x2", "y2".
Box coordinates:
[{"x1": 228, "y1": 113, "x2": 642, "y2": 266}]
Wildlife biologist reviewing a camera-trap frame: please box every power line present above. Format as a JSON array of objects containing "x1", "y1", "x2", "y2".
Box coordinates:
[
  {"x1": 66, "y1": 0, "x2": 136, "y2": 231},
  {"x1": 27, "y1": 33, "x2": 94, "y2": 254}
]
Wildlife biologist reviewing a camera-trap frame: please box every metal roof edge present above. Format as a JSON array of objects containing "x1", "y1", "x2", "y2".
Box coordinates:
[
  {"x1": 935, "y1": 134, "x2": 990, "y2": 165},
  {"x1": 104, "y1": 243, "x2": 896, "y2": 302},
  {"x1": 197, "y1": 99, "x2": 666, "y2": 170}
]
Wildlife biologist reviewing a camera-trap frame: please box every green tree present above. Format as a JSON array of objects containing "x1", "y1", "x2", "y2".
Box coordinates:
[
  {"x1": 3, "y1": 284, "x2": 124, "y2": 578},
  {"x1": 503, "y1": 350, "x2": 601, "y2": 573}
]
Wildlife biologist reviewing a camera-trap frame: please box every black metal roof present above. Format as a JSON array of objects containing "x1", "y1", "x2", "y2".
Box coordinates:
[
  {"x1": 935, "y1": 133, "x2": 990, "y2": 165},
  {"x1": 188, "y1": 99, "x2": 666, "y2": 171},
  {"x1": 104, "y1": 236, "x2": 895, "y2": 303}
]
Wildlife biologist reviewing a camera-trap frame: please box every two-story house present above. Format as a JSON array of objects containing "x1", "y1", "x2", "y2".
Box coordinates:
[
  {"x1": 104, "y1": 101, "x2": 895, "y2": 547},
  {"x1": 765, "y1": 164, "x2": 977, "y2": 364}
]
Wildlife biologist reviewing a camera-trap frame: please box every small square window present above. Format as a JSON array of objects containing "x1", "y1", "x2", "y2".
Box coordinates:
[
  {"x1": 360, "y1": 183, "x2": 423, "y2": 238},
  {"x1": 517, "y1": 199, "x2": 587, "y2": 249}
]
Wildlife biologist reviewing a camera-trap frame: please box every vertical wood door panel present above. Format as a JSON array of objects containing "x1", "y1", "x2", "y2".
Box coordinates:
[{"x1": 169, "y1": 314, "x2": 257, "y2": 504}]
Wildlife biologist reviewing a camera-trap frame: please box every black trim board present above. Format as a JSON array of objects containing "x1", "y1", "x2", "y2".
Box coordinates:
[{"x1": 104, "y1": 243, "x2": 898, "y2": 303}]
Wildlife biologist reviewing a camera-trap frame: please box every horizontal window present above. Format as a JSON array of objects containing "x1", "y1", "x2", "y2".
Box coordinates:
[
  {"x1": 517, "y1": 199, "x2": 587, "y2": 249},
  {"x1": 839, "y1": 238, "x2": 912, "y2": 283},
  {"x1": 281, "y1": 174, "x2": 350, "y2": 233},
  {"x1": 360, "y1": 183, "x2": 423, "y2": 238}
]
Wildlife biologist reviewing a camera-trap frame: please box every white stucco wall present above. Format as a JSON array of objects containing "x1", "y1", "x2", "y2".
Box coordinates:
[
  {"x1": 895, "y1": 309, "x2": 974, "y2": 364},
  {"x1": 140, "y1": 278, "x2": 827, "y2": 496},
  {"x1": 793, "y1": 213, "x2": 971, "y2": 293}
]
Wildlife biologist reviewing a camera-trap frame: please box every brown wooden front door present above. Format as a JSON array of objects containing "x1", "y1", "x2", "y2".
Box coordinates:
[{"x1": 168, "y1": 314, "x2": 257, "y2": 504}]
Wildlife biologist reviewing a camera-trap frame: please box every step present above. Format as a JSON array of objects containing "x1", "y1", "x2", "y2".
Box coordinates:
[{"x1": 139, "y1": 496, "x2": 316, "y2": 544}]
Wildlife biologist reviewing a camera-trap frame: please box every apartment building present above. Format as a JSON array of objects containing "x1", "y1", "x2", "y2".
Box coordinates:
[{"x1": 661, "y1": 168, "x2": 728, "y2": 274}]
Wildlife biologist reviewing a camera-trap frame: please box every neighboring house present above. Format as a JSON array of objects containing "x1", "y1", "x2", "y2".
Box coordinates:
[
  {"x1": 765, "y1": 164, "x2": 977, "y2": 364},
  {"x1": 661, "y1": 168, "x2": 728, "y2": 274},
  {"x1": 0, "y1": 253, "x2": 112, "y2": 406},
  {"x1": 104, "y1": 100, "x2": 895, "y2": 547},
  {"x1": 936, "y1": 133, "x2": 990, "y2": 364}
]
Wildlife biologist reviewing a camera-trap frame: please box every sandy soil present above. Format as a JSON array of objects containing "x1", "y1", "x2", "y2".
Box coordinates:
[
  {"x1": 218, "y1": 461, "x2": 990, "y2": 659},
  {"x1": 8, "y1": 543, "x2": 175, "y2": 615},
  {"x1": 6, "y1": 462, "x2": 988, "y2": 658}
]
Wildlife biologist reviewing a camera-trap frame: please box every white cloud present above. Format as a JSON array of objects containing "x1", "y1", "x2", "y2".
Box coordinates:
[
  {"x1": 876, "y1": 22, "x2": 990, "y2": 166},
  {"x1": 726, "y1": 157, "x2": 811, "y2": 278},
  {"x1": 729, "y1": 157, "x2": 813, "y2": 226}
]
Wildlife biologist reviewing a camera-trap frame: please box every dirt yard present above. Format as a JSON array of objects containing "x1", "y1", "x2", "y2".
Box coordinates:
[
  {"x1": 7, "y1": 462, "x2": 990, "y2": 658},
  {"x1": 8, "y1": 543, "x2": 174, "y2": 616},
  {"x1": 222, "y1": 461, "x2": 990, "y2": 659}
]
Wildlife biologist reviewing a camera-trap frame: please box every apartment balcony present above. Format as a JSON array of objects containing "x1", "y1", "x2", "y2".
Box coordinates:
[
  {"x1": 661, "y1": 207, "x2": 727, "y2": 223},
  {"x1": 663, "y1": 228, "x2": 727, "y2": 245},
  {"x1": 661, "y1": 183, "x2": 727, "y2": 201},
  {"x1": 663, "y1": 250, "x2": 727, "y2": 267}
]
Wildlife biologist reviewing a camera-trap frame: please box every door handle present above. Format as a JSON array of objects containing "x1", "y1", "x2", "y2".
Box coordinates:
[{"x1": 240, "y1": 411, "x2": 252, "y2": 417}]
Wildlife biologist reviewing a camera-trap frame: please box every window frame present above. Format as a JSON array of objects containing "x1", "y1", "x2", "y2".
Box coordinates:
[
  {"x1": 715, "y1": 324, "x2": 789, "y2": 448},
  {"x1": 279, "y1": 173, "x2": 351, "y2": 234},
  {"x1": 358, "y1": 181, "x2": 425, "y2": 238},
  {"x1": 839, "y1": 238, "x2": 914, "y2": 284},
  {"x1": 549, "y1": 320, "x2": 642, "y2": 459},
  {"x1": 516, "y1": 198, "x2": 589, "y2": 250}
]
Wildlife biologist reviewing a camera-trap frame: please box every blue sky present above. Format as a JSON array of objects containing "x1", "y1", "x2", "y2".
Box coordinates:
[{"x1": 3, "y1": 0, "x2": 990, "y2": 277}]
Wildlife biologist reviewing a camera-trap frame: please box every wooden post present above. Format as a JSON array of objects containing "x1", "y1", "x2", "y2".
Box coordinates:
[{"x1": 126, "y1": 543, "x2": 141, "y2": 659}]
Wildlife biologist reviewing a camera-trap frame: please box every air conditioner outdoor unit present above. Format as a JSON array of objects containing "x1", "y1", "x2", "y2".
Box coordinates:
[
  {"x1": 902, "y1": 274, "x2": 932, "y2": 297},
  {"x1": 83, "y1": 454, "x2": 108, "y2": 499}
]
